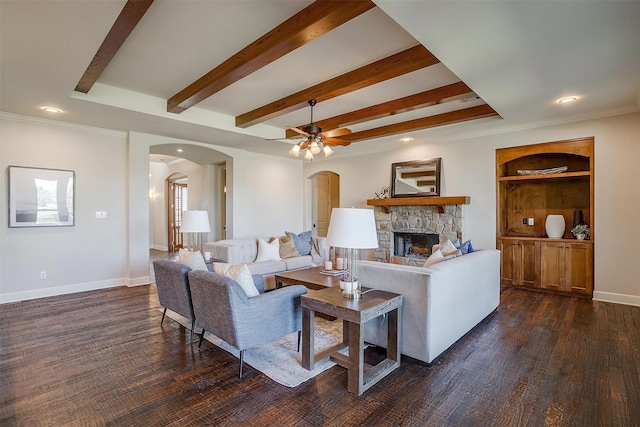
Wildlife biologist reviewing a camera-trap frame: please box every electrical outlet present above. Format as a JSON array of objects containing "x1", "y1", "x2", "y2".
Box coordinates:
[
  {"x1": 40, "y1": 271, "x2": 47, "y2": 280},
  {"x1": 96, "y1": 211, "x2": 107, "y2": 219},
  {"x1": 528, "y1": 218, "x2": 535, "y2": 226},
  {"x1": 522, "y1": 218, "x2": 527, "y2": 224}
]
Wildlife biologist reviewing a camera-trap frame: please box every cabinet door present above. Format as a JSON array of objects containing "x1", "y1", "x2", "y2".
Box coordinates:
[
  {"x1": 498, "y1": 239, "x2": 519, "y2": 287},
  {"x1": 520, "y1": 240, "x2": 538, "y2": 287},
  {"x1": 566, "y1": 243, "x2": 593, "y2": 294},
  {"x1": 540, "y1": 242, "x2": 566, "y2": 291}
]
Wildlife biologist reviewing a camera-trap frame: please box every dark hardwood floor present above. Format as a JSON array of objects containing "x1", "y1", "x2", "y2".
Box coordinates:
[{"x1": 1, "y1": 282, "x2": 638, "y2": 426}]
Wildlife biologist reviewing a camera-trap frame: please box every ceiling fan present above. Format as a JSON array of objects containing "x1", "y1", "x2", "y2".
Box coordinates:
[{"x1": 285, "y1": 100, "x2": 351, "y2": 160}]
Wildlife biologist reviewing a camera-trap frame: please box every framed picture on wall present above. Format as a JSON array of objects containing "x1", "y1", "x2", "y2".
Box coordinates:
[{"x1": 8, "y1": 166, "x2": 75, "y2": 227}]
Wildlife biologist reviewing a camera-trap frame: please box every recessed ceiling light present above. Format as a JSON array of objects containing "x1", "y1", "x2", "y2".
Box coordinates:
[
  {"x1": 557, "y1": 96, "x2": 578, "y2": 104},
  {"x1": 176, "y1": 148, "x2": 184, "y2": 153},
  {"x1": 400, "y1": 137, "x2": 414, "y2": 143},
  {"x1": 41, "y1": 106, "x2": 62, "y2": 113}
]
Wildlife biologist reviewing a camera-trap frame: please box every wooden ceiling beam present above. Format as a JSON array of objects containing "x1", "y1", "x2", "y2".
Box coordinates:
[
  {"x1": 75, "y1": 0, "x2": 154, "y2": 93},
  {"x1": 338, "y1": 104, "x2": 499, "y2": 142},
  {"x1": 286, "y1": 81, "x2": 473, "y2": 138},
  {"x1": 167, "y1": 0, "x2": 376, "y2": 114},
  {"x1": 235, "y1": 45, "x2": 440, "y2": 128}
]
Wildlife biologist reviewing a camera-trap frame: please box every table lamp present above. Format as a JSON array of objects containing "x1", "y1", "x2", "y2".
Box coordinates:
[
  {"x1": 326, "y1": 207, "x2": 378, "y2": 299},
  {"x1": 180, "y1": 210, "x2": 211, "y2": 253}
]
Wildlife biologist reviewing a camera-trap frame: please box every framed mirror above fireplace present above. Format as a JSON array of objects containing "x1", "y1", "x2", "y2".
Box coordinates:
[{"x1": 390, "y1": 158, "x2": 441, "y2": 198}]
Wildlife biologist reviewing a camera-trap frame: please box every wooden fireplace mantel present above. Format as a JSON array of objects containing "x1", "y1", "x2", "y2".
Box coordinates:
[{"x1": 366, "y1": 196, "x2": 470, "y2": 207}]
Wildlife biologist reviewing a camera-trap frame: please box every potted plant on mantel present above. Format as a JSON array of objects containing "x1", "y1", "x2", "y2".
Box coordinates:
[{"x1": 571, "y1": 224, "x2": 591, "y2": 240}]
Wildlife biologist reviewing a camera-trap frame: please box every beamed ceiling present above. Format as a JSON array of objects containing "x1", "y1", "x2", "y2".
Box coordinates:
[
  {"x1": 73, "y1": 0, "x2": 499, "y2": 150},
  {"x1": 1, "y1": 1, "x2": 638, "y2": 159}
]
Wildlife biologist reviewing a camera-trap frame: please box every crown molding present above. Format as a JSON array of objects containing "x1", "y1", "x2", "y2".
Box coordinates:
[{"x1": 0, "y1": 111, "x2": 127, "y2": 137}]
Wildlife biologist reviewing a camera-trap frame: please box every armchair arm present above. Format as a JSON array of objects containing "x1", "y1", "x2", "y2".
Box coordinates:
[{"x1": 232, "y1": 285, "x2": 308, "y2": 349}]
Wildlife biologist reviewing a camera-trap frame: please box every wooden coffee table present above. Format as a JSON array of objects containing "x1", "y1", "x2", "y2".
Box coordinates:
[
  {"x1": 274, "y1": 267, "x2": 343, "y2": 290},
  {"x1": 301, "y1": 286, "x2": 403, "y2": 396}
]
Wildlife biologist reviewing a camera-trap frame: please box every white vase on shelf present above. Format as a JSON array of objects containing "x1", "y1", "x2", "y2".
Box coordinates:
[{"x1": 545, "y1": 215, "x2": 565, "y2": 238}]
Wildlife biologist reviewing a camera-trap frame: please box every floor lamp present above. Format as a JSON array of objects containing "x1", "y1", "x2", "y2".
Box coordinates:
[
  {"x1": 180, "y1": 210, "x2": 211, "y2": 253},
  {"x1": 326, "y1": 207, "x2": 378, "y2": 299}
]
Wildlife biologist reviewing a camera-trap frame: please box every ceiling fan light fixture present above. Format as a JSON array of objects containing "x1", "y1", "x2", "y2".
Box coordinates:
[
  {"x1": 304, "y1": 149, "x2": 314, "y2": 160},
  {"x1": 288, "y1": 144, "x2": 301, "y2": 157},
  {"x1": 323, "y1": 145, "x2": 334, "y2": 157},
  {"x1": 309, "y1": 140, "x2": 321, "y2": 154}
]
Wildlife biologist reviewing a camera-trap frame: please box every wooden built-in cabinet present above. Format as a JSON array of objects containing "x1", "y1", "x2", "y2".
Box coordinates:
[{"x1": 496, "y1": 138, "x2": 594, "y2": 297}]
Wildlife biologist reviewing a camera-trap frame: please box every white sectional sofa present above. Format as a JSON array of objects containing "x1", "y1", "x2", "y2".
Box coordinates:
[
  {"x1": 359, "y1": 249, "x2": 500, "y2": 364},
  {"x1": 203, "y1": 237, "x2": 328, "y2": 289}
]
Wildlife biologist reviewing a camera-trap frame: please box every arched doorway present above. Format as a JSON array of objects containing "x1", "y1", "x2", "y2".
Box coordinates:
[{"x1": 311, "y1": 171, "x2": 340, "y2": 237}]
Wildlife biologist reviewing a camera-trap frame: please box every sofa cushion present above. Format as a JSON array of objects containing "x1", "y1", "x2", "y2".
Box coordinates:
[
  {"x1": 255, "y1": 237, "x2": 281, "y2": 262},
  {"x1": 178, "y1": 249, "x2": 208, "y2": 271},
  {"x1": 213, "y1": 263, "x2": 260, "y2": 298},
  {"x1": 274, "y1": 234, "x2": 301, "y2": 259},
  {"x1": 246, "y1": 260, "x2": 288, "y2": 276},
  {"x1": 284, "y1": 255, "x2": 313, "y2": 271},
  {"x1": 286, "y1": 230, "x2": 313, "y2": 256}
]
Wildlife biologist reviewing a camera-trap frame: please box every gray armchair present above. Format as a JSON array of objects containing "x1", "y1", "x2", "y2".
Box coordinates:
[
  {"x1": 152, "y1": 260, "x2": 196, "y2": 341},
  {"x1": 188, "y1": 270, "x2": 308, "y2": 378}
]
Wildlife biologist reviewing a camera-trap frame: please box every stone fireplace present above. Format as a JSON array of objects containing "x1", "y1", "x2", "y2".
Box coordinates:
[{"x1": 368, "y1": 197, "x2": 469, "y2": 267}]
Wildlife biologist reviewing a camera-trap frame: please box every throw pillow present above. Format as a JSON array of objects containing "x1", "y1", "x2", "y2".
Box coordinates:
[
  {"x1": 440, "y1": 239, "x2": 461, "y2": 257},
  {"x1": 423, "y1": 247, "x2": 459, "y2": 267},
  {"x1": 213, "y1": 263, "x2": 260, "y2": 298},
  {"x1": 458, "y1": 239, "x2": 474, "y2": 255},
  {"x1": 423, "y1": 249, "x2": 445, "y2": 267},
  {"x1": 178, "y1": 248, "x2": 208, "y2": 271},
  {"x1": 286, "y1": 230, "x2": 313, "y2": 256},
  {"x1": 274, "y1": 235, "x2": 301, "y2": 259},
  {"x1": 255, "y1": 237, "x2": 281, "y2": 262}
]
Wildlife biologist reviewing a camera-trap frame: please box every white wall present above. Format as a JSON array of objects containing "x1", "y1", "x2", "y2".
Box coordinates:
[
  {"x1": 0, "y1": 118, "x2": 304, "y2": 302},
  {"x1": 1, "y1": 115, "x2": 129, "y2": 301},
  {"x1": 227, "y1": 152, "x2": 304, "y2": 238},
  {"x1": 305, "y1": 112, "x2": 640, "y2": 306}
]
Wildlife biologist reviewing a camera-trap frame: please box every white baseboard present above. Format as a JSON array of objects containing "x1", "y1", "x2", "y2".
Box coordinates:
[
  {"x1": 0, "y1": 276, "x2": 154, "y2": 304},
  {"x1": 150, "y1": 245, "x2": 169, "y2": 251},
  {"x1": 127, "y1": 275, "x2": 152, "y2": 287},
  {"x1": 0, "y1": 278, "x2": 127, "y2": 304},
  {"x1": 593, "y1": 291, "x2": 640, "y2": 307}
]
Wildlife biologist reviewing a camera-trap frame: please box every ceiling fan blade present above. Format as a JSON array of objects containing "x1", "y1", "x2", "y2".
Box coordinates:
[
  {"x1": 321, "y1": 128, "x2": 351, "y2": 138},
  {"x1": 323, "y1": 137, "x2": 351, "y2": 146},
  {"x1": 287, "y1": 126, "x2": 309, "y2": 137}
]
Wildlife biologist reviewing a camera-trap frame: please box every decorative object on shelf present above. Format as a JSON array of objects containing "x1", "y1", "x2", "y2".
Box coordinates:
[
  {"x1": 325, "y1": 208, "x2": 378, "y2": 299},
  {"x1": 545, "y1": 214, "x2": 566, "y2": 238},
  {"x1": 181, "y1": 210, "x2": 211, "y2": 253},
  {"x1": 572, "y1": 209, "x2": 585, "y2": 229},
  {"x1": 571, "y1": 224, "x2": 590, "y2": 240},
  {"x1": 516, "y1": 166, "x2": 568, "y2": 175},
  {"x1": 391, "y1": 158, "x2": 441, "y2": 198},
  {"x1": 373, "y1": 186, "x2": 390, "y2": 199}
]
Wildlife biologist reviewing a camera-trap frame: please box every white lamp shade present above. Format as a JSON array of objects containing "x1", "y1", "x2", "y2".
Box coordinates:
[
  {"x1": 326, "y1": 208, "x2": 378, "y2": 249},
  {"x1": 181, "y1": 210, "x2": 211, "y2": 233}
]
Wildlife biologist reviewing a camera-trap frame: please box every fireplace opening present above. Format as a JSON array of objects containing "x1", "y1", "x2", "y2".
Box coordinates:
[{"x1": 394, "y1": 232, "x2": 440, "y2": 258}]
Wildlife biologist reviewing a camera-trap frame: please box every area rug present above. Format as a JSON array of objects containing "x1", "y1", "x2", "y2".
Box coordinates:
[{"x1": 163, "y1": 310, "x2": 344, "y2": 387}]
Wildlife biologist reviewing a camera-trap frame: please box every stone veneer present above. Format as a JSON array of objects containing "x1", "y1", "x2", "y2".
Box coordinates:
[{"x1": 372, "y1": 204, "x2": 464, "y2": 266}]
